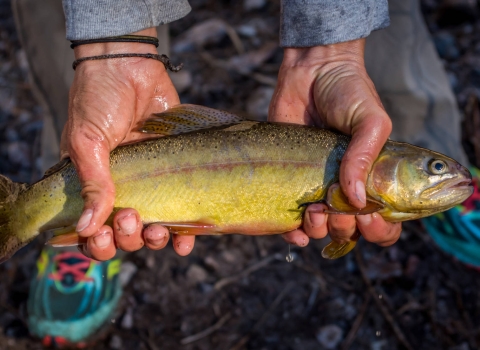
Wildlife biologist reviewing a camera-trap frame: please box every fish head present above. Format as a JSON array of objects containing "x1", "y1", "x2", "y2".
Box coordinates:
[{"x1": 367, "y1": 142, "x2": 473, "y2": 221}]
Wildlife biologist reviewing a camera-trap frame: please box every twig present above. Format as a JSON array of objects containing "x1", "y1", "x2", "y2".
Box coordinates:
[
  {"x1": 214, "y1": 253, "x2": 281, "y2": 290},
  {"x1": 230, "y1": 282, "x2": 294, "y2": 350},
  {"x1": 355, "y1": 248, "x2": 414, "y2": 350},
  {"x1": 180, "y1": 312, "x2": 232, "y2": 345},
  {"x1": 199, "y1": 50, "x2": 277, "y2": 87},
  {"x1": 341, "y1": 291, "x2": 371, "y2": 350}
]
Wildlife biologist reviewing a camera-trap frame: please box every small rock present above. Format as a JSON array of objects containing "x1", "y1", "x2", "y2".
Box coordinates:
[
  {"x1": 186, "y1": 264, "x2": 209, "y2": 284},
  {"x1": 121, "y1": 307, "x2": 134, "y2": 330},
  {"x1": 236, "y1": 24, "x2": 257, "y2": 37},
  {"x1": 246, "y1": 87, "x2": 274, "y2": 121},
  {"x1": 109, "y1": 334, "x2": 123, "y2": 349},
  {"x1": 173, "y1": 19, "x2": 228, "y2": 53},
  {"x1": 205, "y1": 255, "x2": 220, "y2": 271},
  {"x1": 222, "y1": 250, "x2": 238, "y2": 263},
  {"x1": 315, "y1": 325, "x2": 343, "y2": 349},
  {"x1": 244, "y1": 0, "x2": 267, "y2": 11},
  {"x1": 119, "y1": 261, "x2": 138, "y2": 287}
]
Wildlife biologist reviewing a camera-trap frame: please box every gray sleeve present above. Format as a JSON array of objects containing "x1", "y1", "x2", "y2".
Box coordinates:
[
  {"x1": 62, "y1": 0, "x2": 191, "y2": 40},
  {"x1": 280, "y1": 0, "x2": 389, "y2": 47}
]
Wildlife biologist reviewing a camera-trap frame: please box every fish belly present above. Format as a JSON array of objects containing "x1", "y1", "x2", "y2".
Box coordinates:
[{"x1": 114, "y1": 161, "x2": 327, "y2": 234}]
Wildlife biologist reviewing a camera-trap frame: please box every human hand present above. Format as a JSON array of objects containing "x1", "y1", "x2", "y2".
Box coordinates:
[
  {"x1": 269, "y1": 38, "x2": 401, "y2": 248},
  {"x1": 61, "y1": 28, "x2": 195, "y2": 260}
]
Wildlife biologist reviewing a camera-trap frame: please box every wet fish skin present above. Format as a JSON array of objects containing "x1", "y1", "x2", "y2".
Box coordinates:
[{"x1": 0, "y1": 104, "x2": 473, "y2": 262}]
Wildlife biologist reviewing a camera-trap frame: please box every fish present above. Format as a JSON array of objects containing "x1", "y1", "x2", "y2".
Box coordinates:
[{"x1": 0, "y1": 104, "x2": 473, "y2": 263}]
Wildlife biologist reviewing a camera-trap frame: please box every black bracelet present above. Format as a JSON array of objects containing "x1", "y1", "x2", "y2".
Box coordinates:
[
  {"x1": 70, "y1": 35, "x2": 159, "y2": 49},
  {"x1": 72, "y1": 53, "x2": 183, "y2": 71}
]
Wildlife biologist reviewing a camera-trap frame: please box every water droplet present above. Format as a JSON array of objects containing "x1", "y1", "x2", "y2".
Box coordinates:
[
  {"x1": 376, "y1": 330, "x2": 381, "y2": 337},
  {"x1": 111, "y1": 319, "x2": 116, "y2": 323},
  {"x1": 378, "y1": 294, "x2": 383, "y2": 299},
  {"x1": 286, "y1": 245, "x2": 294, "y2": 262}
]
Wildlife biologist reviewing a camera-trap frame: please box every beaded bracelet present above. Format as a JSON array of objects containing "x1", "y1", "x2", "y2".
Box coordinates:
[{"x1": 70, "y1": 35, "x2": 159, "y2": 49}]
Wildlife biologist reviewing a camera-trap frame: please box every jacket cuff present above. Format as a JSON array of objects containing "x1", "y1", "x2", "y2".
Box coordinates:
[
  {"x1": 280, "y1": 0, "x2": 389, "y2": 47},
  {"x1": 62, "y1": 0, "x2": 191, "y2": 40}
]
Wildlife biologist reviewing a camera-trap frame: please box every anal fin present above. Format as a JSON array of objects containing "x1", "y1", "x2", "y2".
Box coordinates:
[{"x1": 160, "y1": 221, "x2": 218, "y2": 236}]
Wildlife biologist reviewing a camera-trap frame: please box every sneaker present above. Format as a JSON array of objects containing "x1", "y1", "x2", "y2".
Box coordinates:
[
  {"x1": 423, "y1": 167, "x2": 480, "y2": 267},
  {"x1": 27, "y1": 247, "x2": 122, "y2": 348}
]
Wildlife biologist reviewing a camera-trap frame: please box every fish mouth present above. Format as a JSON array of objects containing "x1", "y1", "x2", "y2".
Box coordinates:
[
  {"x1": 421, "y1": 177, "x2": 473, "y2": 202},
  {"x1": 447, "y1": 178, "x2": 472, "y2": 189}
]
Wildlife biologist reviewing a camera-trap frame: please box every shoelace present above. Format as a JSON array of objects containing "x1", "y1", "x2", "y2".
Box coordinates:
[{"x1": 49, "y1": 252, "x2": 94, "y2": 283}]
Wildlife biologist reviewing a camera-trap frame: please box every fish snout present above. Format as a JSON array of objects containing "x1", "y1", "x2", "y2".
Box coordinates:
[{"x1": 456, "y1": 162, "x2": 472, "y2": 181}]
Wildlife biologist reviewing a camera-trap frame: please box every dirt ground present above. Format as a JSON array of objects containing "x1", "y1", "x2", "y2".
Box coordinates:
[{"x1": 1, "y1": 0, "x2": 480, "y2": 349}]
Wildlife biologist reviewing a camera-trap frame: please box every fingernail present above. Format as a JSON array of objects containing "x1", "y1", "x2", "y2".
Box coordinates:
[
  {"x1": 93, "y1": 232, "x2": 112, "y2": 248},
  {"x1": 355, "y1": 180, "x2": 366, "y2": 204},
  {"x1": 117, "y1": 213, "x2": 138, "y2": 235},
  {"x1": 356, "y1": 214, "x2": 372, "y2": 225},
  {"x1": 309, "y1": 211, "x2": 325, "y2": 227},
  {"x1": 145, "y1": 229, "x2": 167, "y2": 246},
  {"x1": 77, "y1": 209, "x2": 93, "y2": 232}
]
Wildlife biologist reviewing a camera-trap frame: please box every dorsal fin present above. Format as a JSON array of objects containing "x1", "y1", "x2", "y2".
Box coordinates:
[
  {"x1": 138, "y1": 104, "x2": 245, "y2": 135},
  {"x1": 43, "y1": 158, "x2": 70, "y2": 178}
]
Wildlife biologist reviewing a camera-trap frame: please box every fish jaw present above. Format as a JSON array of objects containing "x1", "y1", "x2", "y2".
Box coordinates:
[{"x1": 419, "y1": 164, "x2": 473, "y2": 210}]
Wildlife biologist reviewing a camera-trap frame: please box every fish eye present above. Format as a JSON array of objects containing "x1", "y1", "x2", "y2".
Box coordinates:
[{"x1": 428, "y1": 159, "x2": 448, "y2": 175}]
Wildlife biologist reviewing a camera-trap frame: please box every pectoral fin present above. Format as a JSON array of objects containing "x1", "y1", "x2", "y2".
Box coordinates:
[
  {"x1": 46, "y1": 225, "x2": 86, "y2": 247},
  {"x1": 321, "y1": 231, "x2": 361, "y2": 259},
  {"x1": 325, "y1": 183, "x2": 384, "y2": 215},
  {"x1": 138, "y1": 104, "x2": 245, "y2": 135},
  {"x1": 47, "y1": 232, "x2": 87, "y2": 247}
]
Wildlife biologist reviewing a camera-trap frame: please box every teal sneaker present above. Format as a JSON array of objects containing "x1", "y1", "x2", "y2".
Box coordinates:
[
  {"x1": 27, "y1": 248, "x2": 122, "y2": 348},
  {"x1": 423, "y1": 167, "x2": 480, "y2": 267}
]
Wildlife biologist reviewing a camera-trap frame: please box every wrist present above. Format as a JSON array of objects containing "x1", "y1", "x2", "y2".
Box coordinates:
[
  {"x1": 74, "y1": 28, "x2": 158, "y2": 59},
  {"x1": 282, "y1": 38, "x2": 365, "y2": 69}
]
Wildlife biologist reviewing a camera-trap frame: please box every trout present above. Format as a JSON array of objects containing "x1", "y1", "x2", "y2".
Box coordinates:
[{"x1": 0, "y1": 104, "x2": 473, "y2": 262}]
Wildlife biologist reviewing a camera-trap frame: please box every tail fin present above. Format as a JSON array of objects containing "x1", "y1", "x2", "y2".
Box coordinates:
[{"x1": 0, "y1": 174, "x2": 28, "y2": 263}]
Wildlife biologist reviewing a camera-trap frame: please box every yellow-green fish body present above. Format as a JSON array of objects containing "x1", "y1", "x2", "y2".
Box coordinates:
[{"x1": 0, "y1": 104, "x2": 473, "y2": 262}]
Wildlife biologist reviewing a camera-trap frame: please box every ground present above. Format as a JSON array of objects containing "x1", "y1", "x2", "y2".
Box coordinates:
[{"x1": 0, "y1": 0, "x2": 480, "y2": 349}]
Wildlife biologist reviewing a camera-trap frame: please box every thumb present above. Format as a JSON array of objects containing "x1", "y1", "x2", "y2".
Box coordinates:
[
  {"x1": 339, "y1": 108, "x2": 392, "y2": 209},
  {"x1": 68, "y1": 130, "x2": 115, "y2": 238}
]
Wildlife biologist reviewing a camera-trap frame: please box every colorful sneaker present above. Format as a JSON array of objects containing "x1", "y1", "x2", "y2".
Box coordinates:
[
  {"x1": 423, "y1": 167, "x2": 480, "y2": 267},
  {"x1": 27, "y1": 248, "x2": 122, "y2": 348}
]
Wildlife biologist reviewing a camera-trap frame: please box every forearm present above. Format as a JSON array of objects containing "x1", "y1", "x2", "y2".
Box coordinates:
[
  {"x1": 280, "y1": 0, "x2": 389, "y2": 47},
  {"x1": 62, "y1": 0, "x2": 191, "y2": 40}
]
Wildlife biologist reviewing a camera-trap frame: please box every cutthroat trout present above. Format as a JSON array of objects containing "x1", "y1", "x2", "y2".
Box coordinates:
[{"x1": 0, "y1": 104, "x2": 473, "y2": 262}]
